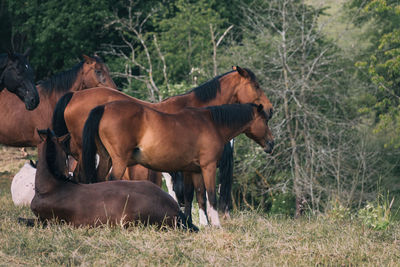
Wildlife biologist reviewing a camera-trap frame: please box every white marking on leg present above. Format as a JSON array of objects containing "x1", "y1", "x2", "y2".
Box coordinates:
[
  {"x1": 162, "y1": 172, "x2": 178, "y2": 202},
  {"x1": 206, "y1": 192, "x2": 221, "y2": 227},
  {"x1": 95, "y1": 154, "x2": 100, "y2": 169},
  {"x1": 199, "y1": 208, "x2": 209, "y2": 226}
]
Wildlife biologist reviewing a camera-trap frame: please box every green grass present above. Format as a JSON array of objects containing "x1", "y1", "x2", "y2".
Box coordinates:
[{"x1": 0, "y1": 147, "x2": 400, "y2": 266}]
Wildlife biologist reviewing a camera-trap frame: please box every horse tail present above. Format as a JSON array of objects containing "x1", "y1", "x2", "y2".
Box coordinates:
[
  {"x1": 177, "y1": 211, "x2": 199, "y2": 232},
  {"x1": 82, "y1": 105, "x2": 105, "y2": 183},
  {"x1": 52, "y1": 92, "x2": 73, "y2": 137},
  {"x1": 171, "y1": 172, "x2": 185, "y2": 206},
  {"x1": 218, "y1": 141, "x2": 234, "y2": 213}
]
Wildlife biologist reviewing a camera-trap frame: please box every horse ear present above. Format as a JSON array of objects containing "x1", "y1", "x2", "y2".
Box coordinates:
[
  {"x1": 29, "y1": 159, "x2": 37, "y2": 168},
  {"x1": 23, "y1": 47, "x2": 32, "y2": 58},
  {"x1": 57, "y1": 133, "x2": 71, "y2": 152},
  {"x1": 37, "y1": 128, "x2": 48, "y2": 141},
  {"x1": 236, "y1": 66, "x2": 250, "y2": 79},
  {"x1": 7, "y1": 50, "x2": 15, "y2": 61},
  {"x1": 82, "y1": 54, "x2": 94, "y2": 64},
  {"x1": 257, "y1": 104, "x2": 264, "y2": 113}
]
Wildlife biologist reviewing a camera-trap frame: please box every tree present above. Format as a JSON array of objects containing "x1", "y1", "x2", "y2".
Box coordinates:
[
  {"x1": 102, "y1": 0, "x2": 233, "y2": 100},
  {"x1": 351, "y1": 0, "x2": 400, "y2": 148},
  {"x1": 225, "y1": 0, "x2": 379, "y2": 216},
  {"x1": 7, "y1": 0, "x2": 114, "y2": 78}
]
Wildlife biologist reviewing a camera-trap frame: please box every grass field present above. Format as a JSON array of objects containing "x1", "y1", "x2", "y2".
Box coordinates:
[{"x1": 0, "y1": 146, "x2": 399, "y2": 266}]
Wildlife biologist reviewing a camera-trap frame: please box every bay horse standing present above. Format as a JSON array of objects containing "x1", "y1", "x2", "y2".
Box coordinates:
[
  {"x1": 0, "y1": 55, "x2": 116, "y2": 147},
  {"x1": 0, "y1": 50, "x2": 39, "y2": 110},
  {"x1": 52, "y1": 67, "x2": 273, "y2": 193},
  {"x1": 27, "y1": 129, "x2": 197, "y2": 231},
  {"x1": 82, "y1": 102, "x2": 274, "y2": 227}
]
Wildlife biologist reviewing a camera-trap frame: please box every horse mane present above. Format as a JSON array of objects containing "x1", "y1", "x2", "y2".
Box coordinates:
[
  {"x1": 243, "y1": 68, "x2": 257, "y2": 84},
  {"x1": 38, "y1": 56, "x2": 103, "y2": 95},
  {"x1": 189, "y1": 68, "x2": 259, "y2": 102},
  {"x1": 184, "y1": 70, "x2": 233, "y2": 102},
  {"x1": 206, "y1": 103, "x2": 256, "y2": 128},
  {"x1": 45, "y1": 135, "x2": 74, "y2": 183}
]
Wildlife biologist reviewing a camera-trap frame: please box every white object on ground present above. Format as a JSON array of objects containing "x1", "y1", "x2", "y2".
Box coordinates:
[{"x1": 11, "y1": 162, "x2": 36, "y2": 206}]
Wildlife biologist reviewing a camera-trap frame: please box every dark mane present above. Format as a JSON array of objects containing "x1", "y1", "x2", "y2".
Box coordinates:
[
  {"x1": 189, "y1": 70, "x2": 235, "y2": 102},
  {"x1": 45, "y1": 135, "x2": 74, "y2": 183},
  {"x1": 243, "y1": 68, "x2": 257, "y2": 84},
  {"x1": 38, "y1": 56, "x2": 103, "y2": 94},
  {"x1": 206, "y1": 103, "x2": 256, "y2": 128}
]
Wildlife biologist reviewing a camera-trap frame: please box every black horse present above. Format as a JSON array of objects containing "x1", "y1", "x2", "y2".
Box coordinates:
[{"x1": 0, "y1": 49, "x2": 39, "y2": 110}]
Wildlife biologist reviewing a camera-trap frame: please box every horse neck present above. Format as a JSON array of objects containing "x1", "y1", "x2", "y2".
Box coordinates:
[
  {"x1": 69, "y1": 70, "x2": 86, "y2": 92},
  {"x1": 152, "y1": 94, "x2": 197, "y2": 112},
  {"x1": 207, "y1": 107, "x2": 255, "y2": 144},
  {"x1": 217, "y1": 122, "x2": 253, "y2": 144},
  {"x1": 153, "y1": 89, "x2": 235, "y2": 112},
  {"x1": 35, "y1": 145, "x2": 63, "y2": 195},
  {"x1": 36, "y1": 84, "x2": 65, "y2": 111}
]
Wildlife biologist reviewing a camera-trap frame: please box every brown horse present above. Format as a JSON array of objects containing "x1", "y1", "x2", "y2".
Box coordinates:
[
  {"x1": 0, "y1": 55, "x2": 116, "y2": 147},
  {"x1": 82, "y1": 102, "x2": 274, "y2": 227},
  {"x1": 27, "y1": 129, "x2": 197, "y2": 231},
  {"x1": 0, "y1": 50, "x2": 39, "y2": 110},
  {"x1": 52, "y1": 66, "x2": 273, "y2": 182}
]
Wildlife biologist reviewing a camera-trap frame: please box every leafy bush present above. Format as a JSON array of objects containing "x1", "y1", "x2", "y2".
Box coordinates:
[
  {"x1": 357, "y1": 196, "x2": 395, "y2": 230},
  {"x1": 269, "y1": 193, "x2": 295, "y2": 217}
]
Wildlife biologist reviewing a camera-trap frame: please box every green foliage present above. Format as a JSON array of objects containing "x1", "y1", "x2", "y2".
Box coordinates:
[
  {"x1": 156, "y1": 0, "x2": 226, "y2": 84},
  {"x1": 7, "y1": 0, "x2": 114, "y2": 78},
  {"x1": 352, "y1": 0, "x2": 400, "y2": 148},
  {"x1": 269, "y1": 193, "x2": 296, "y2": 216},
  {"x1": 357, "y1": 195, "x2": 395, "y2": 230}
]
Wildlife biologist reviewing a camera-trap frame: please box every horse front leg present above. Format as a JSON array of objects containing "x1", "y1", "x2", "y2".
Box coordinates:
[
  {"x1": 201, "y1": 163, "x2": 221, "y2": 227},
  {"x1": 190, "y1": 172, "x2": 209, "y2": 226}
]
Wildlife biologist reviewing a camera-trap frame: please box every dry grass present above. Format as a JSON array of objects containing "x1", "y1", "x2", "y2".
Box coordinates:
[{"x1": 0, "y1": 146, "x2": 399, "y2": 266}]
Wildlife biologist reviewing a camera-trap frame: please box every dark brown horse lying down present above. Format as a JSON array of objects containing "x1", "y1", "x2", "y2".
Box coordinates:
[
  {"x1": 82, "y1": 102, "x2": 274, "y2": 227},
  {"x1": 25, "y1": 129, "x2": 198, "y2": 231}
]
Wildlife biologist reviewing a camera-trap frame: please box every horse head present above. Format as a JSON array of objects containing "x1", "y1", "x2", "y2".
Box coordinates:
[
  {"x1": 230, "y1": 66, "x2": 274, "y2": 120},
  {"x1": 0, "y1": 49, "x2": 39, "y2": 110},
  {"x1": 80, "y1": 55, "x2": 117, "y2": 90},
  {"x1": 244, "y1": 104, "x2": 274, "y2": 154},
  {"x1": 37, "y1": 129, "x2": 70, "y2": 180}
]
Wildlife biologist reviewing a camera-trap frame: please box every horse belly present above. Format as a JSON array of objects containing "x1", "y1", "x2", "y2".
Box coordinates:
[{"x1": 136, "y1": 147, "x2": 199, "y2": 173}]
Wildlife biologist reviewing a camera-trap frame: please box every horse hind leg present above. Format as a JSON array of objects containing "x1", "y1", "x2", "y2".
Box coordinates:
[
  {"x1": 108, "y1": 156, "x2": 129, "y2": 180},
  {"x1": 97, "y1": 153, "x2": 112, "y2": 181}
]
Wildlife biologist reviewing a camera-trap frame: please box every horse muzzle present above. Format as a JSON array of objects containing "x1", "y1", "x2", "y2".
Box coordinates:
[
  {"x1": 264, "y1": 140, "x2": 274, "y2": 154},
  {"x1": 23, "y1": 85, "x2": 40, "y2": 110}
]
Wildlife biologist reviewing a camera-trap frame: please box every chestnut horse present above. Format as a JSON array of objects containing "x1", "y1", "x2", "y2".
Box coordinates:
[
  {"x1": 0, "y1": 55, "x2": 116, "y2": 147},
  {"x1": 52, "y1": 67, "x2": 273, "y2": 190},
  {"x1": 82, "y1": 102, "x2": 274, "y2": 227},
  {"x1": 0, "y1": 50, "x2": 39, "y2": 110},
  {"x1": 26, "y1": 129, "x2": 197, "y2": 231}
]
